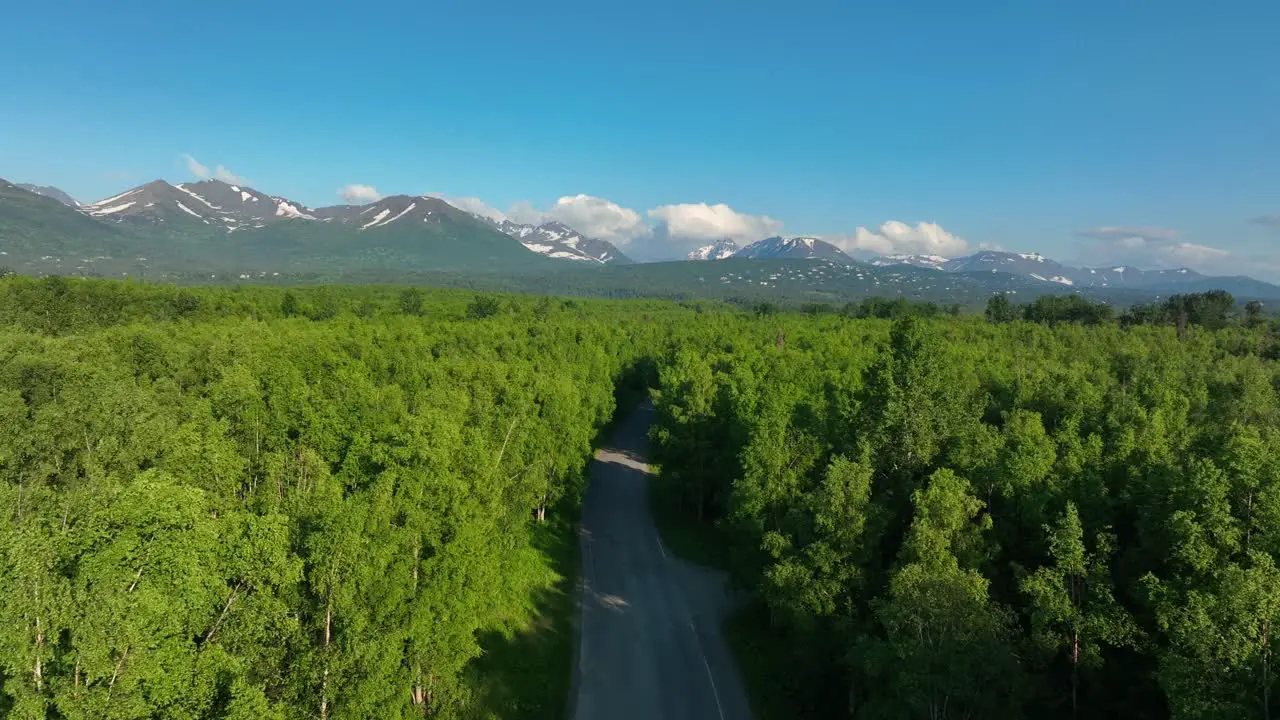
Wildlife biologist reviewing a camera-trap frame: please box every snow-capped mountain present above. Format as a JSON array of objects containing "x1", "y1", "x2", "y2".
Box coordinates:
[
  {"x1": 867, "y1": 253, "x2": 950, "y2": 270},
  {"x1": 74, "y1": 179, "x2": 627, "y2": 265},
  {"x1": 687, "y1": 239, "x2": 739, "y2": 261},
  {"x1": 81, "y1": 179, "x2": 315, "y2": 230},
  {"x1": 1075, "y1": 265, "x2": 1204, "y2": 288},
  {"x1": 486, "y1": 219, "x2": 629, "y2": 264},
  {"x1": 734, "y1": 236, "x2": 851, "y2": 262},
  {"x1": 17, "y1": 184, "x2": 78, "y2": 207},
  {"x1": 931, "y1": 251, "x2": 1216, "y2": 289},
  {"x1": 941, "y1": 250, "x2": 1065, "y2": 275},
  {"x1": 311, "y1": 194, "x2": 467, "y2": 229},
  {"x1": 859, "y1": 250, "x2": 1210, "y2": 289}
]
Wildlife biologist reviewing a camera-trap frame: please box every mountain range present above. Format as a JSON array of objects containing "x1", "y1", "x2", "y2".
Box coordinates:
[
  {"x1": 683, "y1": 239, "x2": 1279, "y2": 299},
  {"x1": 2, "y1": 176, "x2": 1277, "y2": 303},
  {"x1": 0, "y1": 177, "x2": 631, "y2": 276}
]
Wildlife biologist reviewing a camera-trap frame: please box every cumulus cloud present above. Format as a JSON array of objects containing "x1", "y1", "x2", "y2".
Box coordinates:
[
  {"x1": 449, "y1": 197, "x2": 507, "y2": 222},
  {"x1": 539, "y1": 195, "x2": 648, "y2": 243},
  {"x1": 425, "y1": 193, "x2": 507, "y2": 222},
  {"x1": 832, "y1": 221, "x2": 970, "y2": 257},
  {"x1": 180, "y1": 154, "x2": 247, "y2": 185},
  {"x1": 1075, "y1": 225, "x2": 1230, "y2": 270},
  {"x1": 647, "y1": 203, "x2": 783, "y2": 243},
  {"x1": 339, "y1": 184, "x2": 382, "y2": 203},
  {"x1": 181, "y1": 154, "x2": 209, "y2": 178},
  {"x1": 213, "y1": 165, "x2": 246, "y2": 184},
  {"x1": 428, "y1": 193, "x2": 649, "y2": 244}
]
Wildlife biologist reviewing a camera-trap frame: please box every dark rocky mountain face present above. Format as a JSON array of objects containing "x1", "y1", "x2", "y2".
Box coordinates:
[
  {"x1": 81, "y1": 179, "x2": 316, "y2": 230},
  {"x1": 734, "y1": 236, "x2": 852, "y2": 262}
]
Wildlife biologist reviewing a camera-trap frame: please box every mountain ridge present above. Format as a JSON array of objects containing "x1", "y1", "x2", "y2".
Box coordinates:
[
  {"x1": 687, "y1": 239, "x2": 739, "y2": 260},
  {"x1": 483, "y1": 218, "x2": 630, "y2": 264},
  {"x1": 3, "y1": 176, "x2": 1277, "y2": 300},
  {"x1": 735, "y1": 236, "x2": 851, "y2": 262},
  {"x1": 16, "y1": 183, "x2": 79, "y2": 207}
]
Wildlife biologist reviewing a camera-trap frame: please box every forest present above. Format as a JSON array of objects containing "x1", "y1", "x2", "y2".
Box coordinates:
[
  {"x1": 649, "y1": 290, "x2": 1280, "y2": 719},
  {"x1": 0, "y1": 277, "x2": 675, "y2": 719},
  {"x1": 2, "y1": 274, "x2": 1280, "y2": 719}
]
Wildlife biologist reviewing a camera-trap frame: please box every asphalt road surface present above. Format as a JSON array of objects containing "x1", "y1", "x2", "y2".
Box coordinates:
[{"x1": 572, "y1": 402, "x2": 753, "y2": 720}]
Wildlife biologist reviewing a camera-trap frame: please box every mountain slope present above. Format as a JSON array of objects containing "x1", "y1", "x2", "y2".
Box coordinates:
[
  {"x1": 83, "y1": 180, "x2": 228, "y2": 228},
  {"x1": 83, "y1": 179, "x2": 315, "y2": 231},
  {"x1": 0, "y1": 180, "x2": 134, "y2": 265},
  {"x1": 867, "y1": 253, "x2": 950, "y2": 270},
  {"x1": 688, "y1": 239, "x2": 739, "y2": 260},
  {"x1": 735, "y1": 236, "x2": 851, "y2": 262},
  {"x1": 5, "y1": 182, "x2": 559, "y2": 275},
  {"x1": 16, "y1": 184, "x2": 79, "y2": 207},
  {"x1": 943, "y1": 250, "x2": 1067, "y2": 276},
  {"x1": 215, "y1": 195, "x2": 557, "y2": 273},
  {"x1": 479, "y1": 218, "x2": 630, "y2": 264}
]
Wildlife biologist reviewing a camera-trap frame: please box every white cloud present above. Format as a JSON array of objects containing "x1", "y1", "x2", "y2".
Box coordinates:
[
  {"x1": 647, "y1": 202, "x2": 782, "y2": 242},
  {"x1": 450, "y1": 197, "x2": 507, "y2": 222},
  {"x1": 180, "y1": 154, "x2": 247, "y2": 185},
  {"x1": 1161, "y1": 242, "x2": 1230, "y2": 264},
  {"x1": 425, "y1": 193, "x2": 507, "y2": 222},
  {"x1": 833, "y1": 220, "x2": 970, "y2": 257},
  {"x1": 181, "y1": 154, "x2": 209, "y2": 179},
  {"x1": 542, "y1": 195, "x2": 648, "y2": 244},
  {"x1": 213, "y1": 165, "x2": 246, "y2": 185},
  {"x1": 1076, "y1": 225, "x2": 1231, "y2": 270},
  {"x1": 339, "y1": 184, "x2": 382, "y2": 203},
  {"x1": 430, "y1": 193, "x2": 649, "y2": 244}
]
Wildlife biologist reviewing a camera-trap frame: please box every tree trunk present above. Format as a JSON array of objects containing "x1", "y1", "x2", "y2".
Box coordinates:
[
  {"x1": 321, "y1": 599, "x2": 332, "y2": 720},
  {"x1": 107, "y1": 646, "x2": 130, "y2": 706},
  {"x1": 1264, "y1": 618, "x2": 1271, "y2": 720},
  {"x1": 1071, "y1": 628, "x2": 1080, "y2": 718},
  {"x1": 33, "y1": 579, "x2": 43, "y2": 693},
  {"x1": 1246, "y1": 490, "x2": 1255, "y2": 554},
  {"x1": 412, "y1": 668, "x2": 427, "y2": 713},
  {"x1": 413, "y1": 540, "x2": 420, "y2": 594}
]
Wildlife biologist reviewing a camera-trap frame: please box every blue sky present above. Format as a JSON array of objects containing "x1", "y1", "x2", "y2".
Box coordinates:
[{"x1": 2, "y1": 0, "x2": 1278, "y2": 271}]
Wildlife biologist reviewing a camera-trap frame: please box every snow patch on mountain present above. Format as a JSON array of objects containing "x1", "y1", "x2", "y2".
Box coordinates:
[
  {"x1": 90, "y1": 201, "x2": 137, "y2": 216},
  {"x1": 735, "y1": 236, "x2": 851, "y2": 262},
  {"x1": 275, "y1": 200, "x2": 315, "y2": 219},
  {"x1": 481, "y1": 217, "x2": 627, "y2": 264},
  {"x1": 174, "y1": 184, "x2": 219, "y2": 210},
  {"x1": 688, "y1": 239, "x2": 740, "y2": 260},
  {"x1": 174, "y1": 201, "x2": 203, "y2": 219},
  {"x1": 361, "y1": 208, "x2": 392, "y2": 229},
  {"x1": 88, "y1": 189, "x2": 141, "y2": 208}
]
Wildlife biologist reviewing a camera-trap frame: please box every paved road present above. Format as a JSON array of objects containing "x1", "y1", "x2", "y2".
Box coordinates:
[{"x1": 572, "y1": 402, "x2": 753, "y2": 720}]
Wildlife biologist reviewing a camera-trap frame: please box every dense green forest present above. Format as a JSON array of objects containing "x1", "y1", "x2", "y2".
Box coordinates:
[
  {"x1": 649, "y1": 293, "x2": 1280, "y2": 719},
  {"x1": 0, "y1": 277, "x2": 677, "y2": 719},
  {"x1": 3, "y1": 275, "x2": 1280, "y2": 719}
]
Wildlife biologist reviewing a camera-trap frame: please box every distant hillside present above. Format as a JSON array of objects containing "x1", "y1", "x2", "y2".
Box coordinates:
[
  {"x1": 16, "y1": 183, "x2": 79, "y2": 207},
  {"x1": 1, "y1": 179, "x2": 563, "y2": 275},
  {"x1": 0, "y1": 180, "x2": 135, "y2": 268}
]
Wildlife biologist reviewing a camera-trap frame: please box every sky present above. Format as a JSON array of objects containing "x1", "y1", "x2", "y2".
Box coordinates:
[{"x1": 1, "y1": 0, "x2": 1278, "y2": 273}]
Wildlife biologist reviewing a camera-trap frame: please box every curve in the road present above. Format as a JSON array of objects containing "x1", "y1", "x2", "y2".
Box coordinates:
[{"x1": 572, "y1": 402, "x2": 753, "y2": 720}]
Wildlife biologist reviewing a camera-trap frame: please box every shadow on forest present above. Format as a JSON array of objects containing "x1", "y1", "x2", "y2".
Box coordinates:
[
  {"x1": 468, "y1": 503, "x2": 580, "y2": 719},
  {"x1": 470, "y1": 364, "x2": 658, "y2": 718}
]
